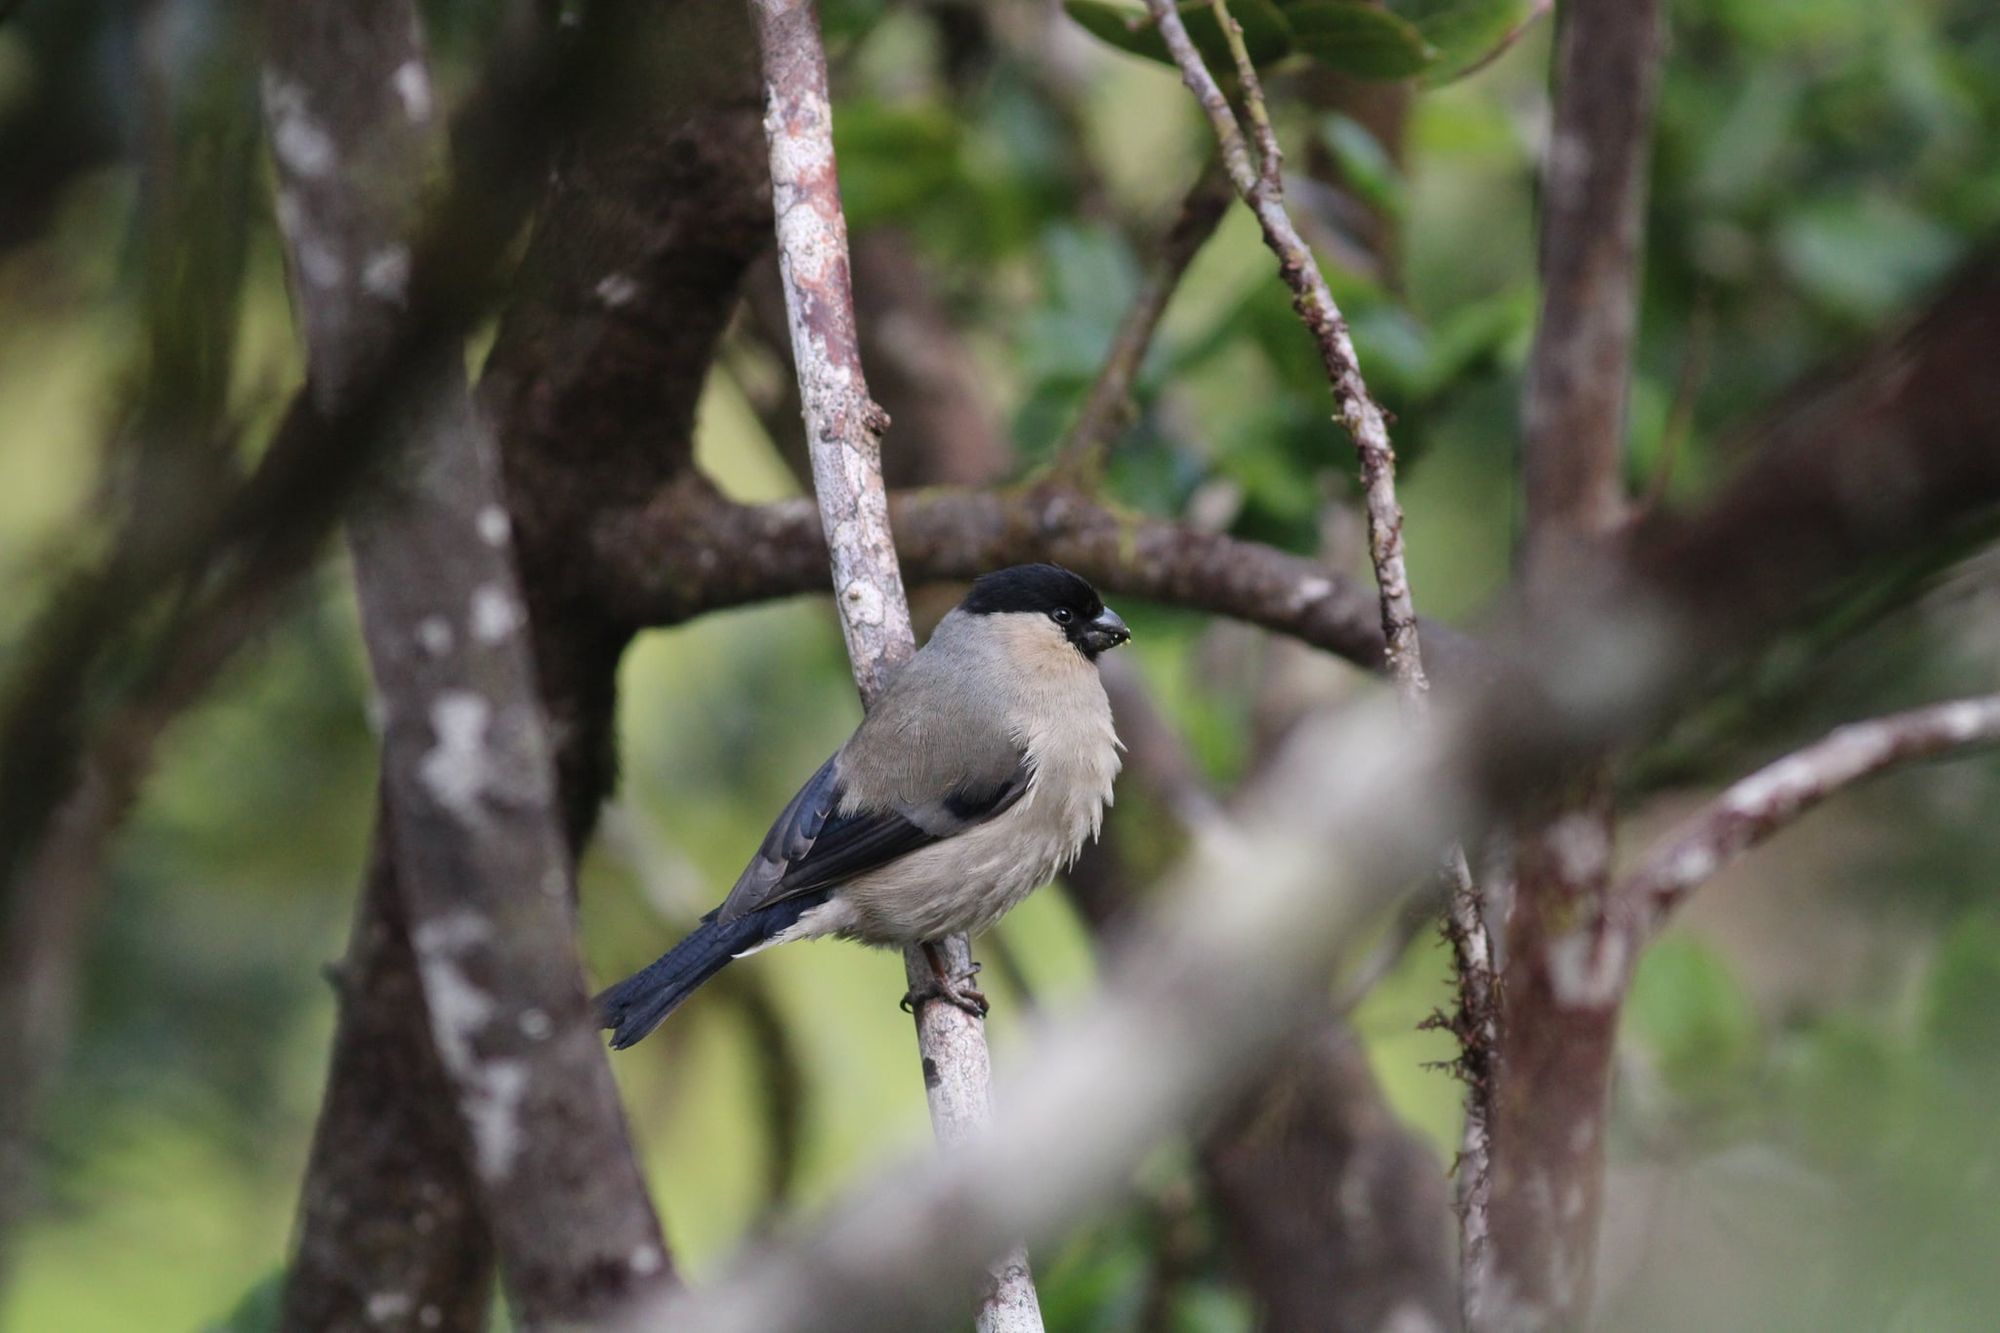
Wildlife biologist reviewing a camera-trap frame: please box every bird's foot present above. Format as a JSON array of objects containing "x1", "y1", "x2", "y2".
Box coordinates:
[{"x1": 901, "y1": 959, "x2": 988, "y2": 1019}]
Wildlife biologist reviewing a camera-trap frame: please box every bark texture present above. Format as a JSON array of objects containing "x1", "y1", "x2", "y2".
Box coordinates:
[
  {"x1": 263, "y1": 5, "x2": 496, "y2": 1326},
  {"x1": 1486, "y1": 2, "x2": 1664, "y2": 1325},
  {"x1": 276, "y1": 2, "x2": 773, "y2": 1326},
  {"x1": 746, "y1": 1, "x2": 1042, "y2": 1327}
]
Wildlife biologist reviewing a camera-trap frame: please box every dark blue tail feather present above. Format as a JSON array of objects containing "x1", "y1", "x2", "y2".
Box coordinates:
[{"x1": 596, "y1": 892, "x2": 828, "y2": 1049}]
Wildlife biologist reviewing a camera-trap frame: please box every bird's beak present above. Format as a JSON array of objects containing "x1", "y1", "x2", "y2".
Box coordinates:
[{"x1": 1080, "y1": 606, "x2": 1131, "y2": 657}]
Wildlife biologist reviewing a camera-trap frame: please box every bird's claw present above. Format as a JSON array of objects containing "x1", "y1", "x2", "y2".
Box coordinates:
[{"x1": 901, "y1": 964, "x2": 989, "y2": 1019}]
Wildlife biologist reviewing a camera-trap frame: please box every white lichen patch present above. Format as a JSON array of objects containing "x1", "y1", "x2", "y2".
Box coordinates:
[
  {"x1": 470, "y1": 584, "x2": 523, "y2": 644},
  {"x1": 1721, "y1": 750, "x2": 1828, "y2": 817},
  {"x1": 297, "y1": 239, "x2": 346, "y2": 289},
  {"x1": 1380, "y1": 1305, "x2": 1444, "y2": 1333},
  {"x1": 595, "y1": 272, "x2": 641, "y2": 308},
  {"x1": 841, "y1": 577, "x2": 885, "y2": 629},
  {"x1": 392, "y1": 60, "x2": 433, "y2": 122},
  {"x1": 419, "y1": 691, "x2": 493, "y2": 817},
  {"x1": 476, "y1": 505, "x2": 511, "y2": 546},
  {"x1": 362, "y1": 246, "x2": 412, "y2": 304},
  {"x1": 1545, "y1": 809, "x2": 1610, "y2": 886},
  {"x1": 630, "y1": 1244, "x2": 665, "y2": 1276},
  {"x1": 464, "y1": 1058, "x2": 529, "y2": 1180},
  {"x1": 366, "y1": 1290, "x2": 413, "y2": 1323},
  {"x1": 1665, "y1": 840, "x2": 1718, "y2": 890},
  {"x1": 262, "y1": 76, "x2": 338, "y2": 180},
  {"x1": 518, "y1": 1008, "x2": 552, "y2": 1040},
  {"x1": 1289, "y1": 576, "x2": 1333, "y2": 611},
  {"x1": 1936, "y1": 697, "x2": 2000, "y2": 741},
  {"x1": 1546, "y1": 928, "x2": 1628, "y2": 1008},
  {"x1": 413, "y1": 910, "x2": 493, "y2": 955},
  {"x1": 416, "y1": 616, "x2": 454, "y2": 656},
  {"x1": 416, "y1": 951, "x2": 493, "y2": 1075}
]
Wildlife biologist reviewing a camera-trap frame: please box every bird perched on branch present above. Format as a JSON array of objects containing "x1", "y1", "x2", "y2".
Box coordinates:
[{"x1": 598, "y1": 564, "x2": 1131, "y2": 1048}]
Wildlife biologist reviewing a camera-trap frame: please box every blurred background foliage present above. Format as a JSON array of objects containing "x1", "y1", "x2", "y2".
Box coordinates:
[{"x1": 2, "y1": 0, "x2": 2000, "y2": 1328}]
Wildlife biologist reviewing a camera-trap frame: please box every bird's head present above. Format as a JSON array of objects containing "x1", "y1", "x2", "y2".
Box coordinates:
[{"x1": 960, "y1": 564, "x2": 1131, "y2": 660}]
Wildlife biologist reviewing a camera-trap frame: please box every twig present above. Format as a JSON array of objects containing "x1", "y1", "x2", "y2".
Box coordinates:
[
  {"x1": 745, "y1": 2, "x2": 1043, "y2": 1328},
  {"x1": 1147, "y1": 0, "x2": 1497, "y2": 1286},
  {"x1": 1051, "y1": 158, "x2": 1232, "y2": 480},
  {"x1": 1145, "y1": 0, "x2": 1428, "y2": 678},
  {"x1": 1612, "y1": 695, "x2": 2000, "y2": 940},
  {"x1": 1452, "y1": 0, "x2": 1554, "y2": 84}
]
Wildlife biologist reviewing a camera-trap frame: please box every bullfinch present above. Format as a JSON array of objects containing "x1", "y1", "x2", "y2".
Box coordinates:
[{"x1": 598, "y1": 564, "x2": 1130, "y2": 1047}]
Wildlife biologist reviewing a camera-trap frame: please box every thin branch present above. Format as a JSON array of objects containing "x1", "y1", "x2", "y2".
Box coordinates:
[
  {"x1": 1051, "y1": 158, "x2": 1233, "y2": 481},
  {"x1": 1612, "y1": 695, "x2": 2000, "y2": 941},
  {"x1": 745, "y1": 1, "x2": 1043, "y2": 1329},
  {"x1": 1452, "y1": 0, "x2": 1554, "y2": 84},
  {"x1": 1144, "y1": 0, "x2": 1427, "y2": 681},
  {"x1": 1145, "y1": 0, "x2": 1497, "y2": 1284}
]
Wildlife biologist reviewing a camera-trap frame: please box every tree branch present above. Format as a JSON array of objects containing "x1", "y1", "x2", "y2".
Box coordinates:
[
  {"x1": 1050, "y1": 157, "x2": 1232, "y2": 481},
  {"x1": 602, "y1": 481, "x2": 1452, "y2": 671},
  {"x1": 1612, "y1": 695, "x2": 2000, "y2": 940},
  {"x1": 745, "y1": 1, "x2": 1043, "y2": 1328},
  {"x1": 264, "y1": 1, "x2": 670, "y2": 1326},
  {"x1": 1146, "y1": 0, "x2": 1496, "y2": 1287},
  {"x1": 1489, "y1": 1, "x2": 1665, "y2": 1324},
  {"x1": 1518, "y1": 0, "x2": 1661, "y2": 573},
  {"x1": 1096, "y1": 659, "x2": 1456, "y2": 1331},
  {"x1": 1146, "y1": 0, "x2": 1426, "y2": 685}
]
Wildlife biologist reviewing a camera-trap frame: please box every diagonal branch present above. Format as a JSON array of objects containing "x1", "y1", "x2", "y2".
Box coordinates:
[
  {"x1": 1146, "y1": 0, "x2": 1427, "y2": 685},
  {"x1": 1611, "y1": 696, "x2": 2000, "y2": 941},
  {"x1": 744, "y1": 1, "x2": 1043, "y2": 1328},
  {"x1": 1144, "y1": 0, "x2": 1496, "y2": 1281},
  {"x1": 1050, "y1": 157, "x2": 1232, "y2": 481}
]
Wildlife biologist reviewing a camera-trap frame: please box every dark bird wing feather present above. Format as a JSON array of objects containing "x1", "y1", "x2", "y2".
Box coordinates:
[{"x1": 714, "y1": 745, "x2": 1030, "y2": 924}]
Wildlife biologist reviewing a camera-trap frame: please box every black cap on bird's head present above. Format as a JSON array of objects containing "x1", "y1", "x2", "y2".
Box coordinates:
[{"x1": 961, "y1": 564, "x2": 1132, "y2": 659}]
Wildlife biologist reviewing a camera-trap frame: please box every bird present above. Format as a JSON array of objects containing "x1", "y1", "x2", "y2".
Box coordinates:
[{"x1": 597, "y1": 564, "x2": 1130, "y2": 1049}]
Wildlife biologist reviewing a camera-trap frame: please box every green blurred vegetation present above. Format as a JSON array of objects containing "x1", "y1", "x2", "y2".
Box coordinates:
[{"x1": 3, "y1": 0, "x2": 2000, "y2": 1328}]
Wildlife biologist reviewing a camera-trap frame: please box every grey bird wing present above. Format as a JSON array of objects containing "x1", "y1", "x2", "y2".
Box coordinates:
[{"x1": 713, "y1": 704, "x2": 1030, "y2": 925}]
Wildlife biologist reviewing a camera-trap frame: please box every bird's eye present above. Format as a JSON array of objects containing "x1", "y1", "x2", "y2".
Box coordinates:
[{"x1": 1051, "y1": 607, "x2": 1074, "y2": 625}]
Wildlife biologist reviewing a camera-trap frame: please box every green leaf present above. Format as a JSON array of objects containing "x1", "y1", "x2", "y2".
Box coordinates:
[
  {"x1": 1286, "y1": 2, "x2": 1435, "y2": 78},
  {"x1": 1318, "y1": 112, "x2": 1405, "y2": 216},
  {"x1": 1923, "y1": 913, "x2": 2000, "y2": 1075},
  {"x1": 1064, "y1": 1, "x2": 1296, "y2": 72},
  {"x1": 1626, "y1": 935, "x2": 1761, "y2": 1098},
  {"x1": 1388, "y1": 0, "x2": 1535, "y2": 85}
]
